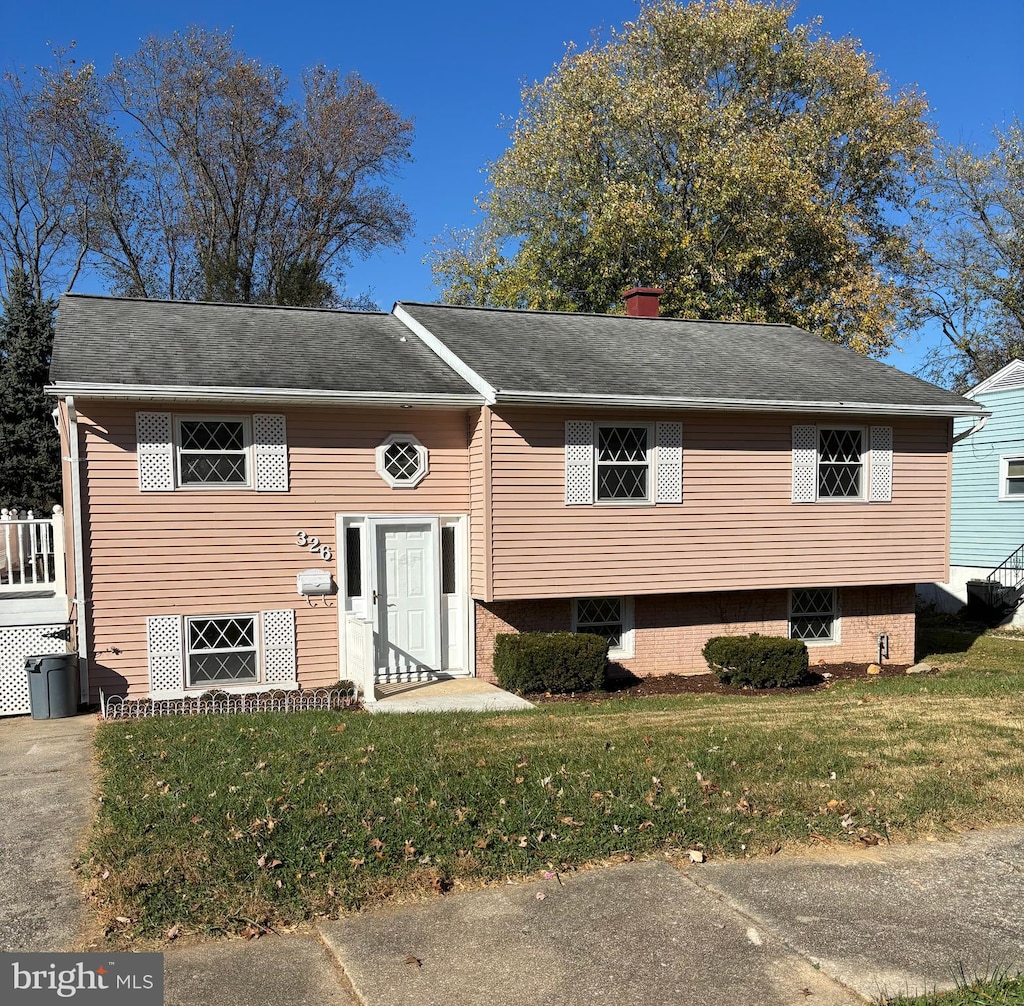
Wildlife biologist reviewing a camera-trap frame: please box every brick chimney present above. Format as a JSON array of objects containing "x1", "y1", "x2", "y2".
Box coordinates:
[{"x1": 623, "y1": 286, "x2": 663, "y2": 317}]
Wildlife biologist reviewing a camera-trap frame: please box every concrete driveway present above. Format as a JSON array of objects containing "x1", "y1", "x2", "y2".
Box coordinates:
[{"x1": 0, "y1": 714, "x2": 96, "y2": 951}]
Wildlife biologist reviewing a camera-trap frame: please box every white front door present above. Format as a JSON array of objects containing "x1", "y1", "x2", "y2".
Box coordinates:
[{"x1": 374, "y1": 522, "x2": 440, "y2": 677}]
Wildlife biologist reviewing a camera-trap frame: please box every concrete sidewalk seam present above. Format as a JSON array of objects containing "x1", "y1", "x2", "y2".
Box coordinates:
[{"x1": 677, "y1": 865, "x2": 872, "y2": 1004}]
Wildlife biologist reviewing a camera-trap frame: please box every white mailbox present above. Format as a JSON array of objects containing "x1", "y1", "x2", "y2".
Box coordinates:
[{"x1": 297, "y1": 568, "x2": 333, "y2": 596}]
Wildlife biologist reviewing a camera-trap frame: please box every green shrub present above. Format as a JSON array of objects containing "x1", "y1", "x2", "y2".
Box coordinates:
[
  {"x1": 493, "y1": 632, "x2": 608, "y2": 694},
  {"x1": 702, "y1": 633, "x2": 810, "y2": 688}
]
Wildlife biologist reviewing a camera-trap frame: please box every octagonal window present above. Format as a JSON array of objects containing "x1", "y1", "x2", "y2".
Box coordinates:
[{"x1": 375, "y1": 434, "x2": 428, "y2": 489}]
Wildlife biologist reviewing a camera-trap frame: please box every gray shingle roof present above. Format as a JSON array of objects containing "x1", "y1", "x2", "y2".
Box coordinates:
[
  {"x1": 398, "y1": 302, "x2": 980, "y2": 412},
  {"x1": 51, "y1": 295, "x2": 479, "y2": 398}
]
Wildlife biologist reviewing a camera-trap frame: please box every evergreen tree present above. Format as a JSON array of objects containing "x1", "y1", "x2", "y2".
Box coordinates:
[{"x1": 0, "y1": 270, "x2": 61, "y2": 513}]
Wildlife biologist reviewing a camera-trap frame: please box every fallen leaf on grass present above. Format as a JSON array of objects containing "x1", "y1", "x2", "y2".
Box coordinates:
[
  {"x1": 688, "y1": 850, "x2": 705, "y2": 864},
  {"x1": 165, "y1": 924, "x2": 180, "y2": 941}
]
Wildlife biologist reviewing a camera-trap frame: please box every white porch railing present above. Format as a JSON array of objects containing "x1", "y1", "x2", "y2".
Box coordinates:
[
  {"x1": 344, "y1": 613, "x2": 377, "y2": 701},
  {"x1": 0, "y1": 507, "x2": 66, "y2": 595}
]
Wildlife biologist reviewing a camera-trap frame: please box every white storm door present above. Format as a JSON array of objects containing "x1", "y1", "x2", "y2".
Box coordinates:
[{"x1": 374, "y1": 522, "x2": 440, "y2": 674}]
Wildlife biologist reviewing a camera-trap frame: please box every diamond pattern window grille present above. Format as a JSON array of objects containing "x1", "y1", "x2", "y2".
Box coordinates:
[
  {"x1": 383, "y1": 441, "x2": 422, "y2": 482},
  {"x1": 817, "y1": 428, "x2": 862, "y2": 499},
  {"x1": 186, "y1": 616, "x2": 258, "y2": 686},
  {"x1": 576, "y1": 597, "x2": 623, "y2": 649},
  {"x1": 178, "y1": 420, "x2": 248, "y2": 486},
  {"x1": 790, "y1": 588, "x2": 836, "y2": 642},
  {"x1": 597, "y1": 426, "x2": 649, "y2": 501},
  {"x1": 598, "y1": 426, "x2": 648, "y2": 463}
]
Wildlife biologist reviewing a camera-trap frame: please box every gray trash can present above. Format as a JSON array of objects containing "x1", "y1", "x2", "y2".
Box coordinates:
[{"x1": 25, "y1": 653, "x2": 80, "y2": 719}]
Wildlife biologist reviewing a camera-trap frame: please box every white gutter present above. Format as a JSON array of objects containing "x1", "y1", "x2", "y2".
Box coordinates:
[
  {"x1": 494, "y1": 389, "x2": 991, "y2": 419},
  {"x1": 45, "y1": 383, "x2": 484, "y2": 408},
  {"x1": 392, "y1": 304, "x2": 498, "y2": 403},
  {"x1": 952, "y1": 414, "x2": 990, "y2": 443},
  {"x1": 64, "y1": 396, "x2": 90, "y2": 702}
]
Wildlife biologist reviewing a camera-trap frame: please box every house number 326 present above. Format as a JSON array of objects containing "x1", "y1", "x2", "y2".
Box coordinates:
[{"x1": 296, "y1": 530, "x2": 333, "y2": 561}]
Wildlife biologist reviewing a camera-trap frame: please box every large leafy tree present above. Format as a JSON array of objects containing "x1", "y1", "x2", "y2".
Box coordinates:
[
  {"x1": 0, "y1": 270, "x2": 60, "y2": 512},
  {"x1": 431, "y1": 0, "x2": 931, "y2": 354},
  {"x1": 912, "y1": 121, "x2": 1024, "y2": 391}
]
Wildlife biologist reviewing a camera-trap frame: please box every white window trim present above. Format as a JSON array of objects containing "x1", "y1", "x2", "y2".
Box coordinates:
[
  {"x1": 788, "y1": 588, "x2": 841, "y2": 646},
  {"x1": 594, "y1": 422, "x2": 654, "y2": 506},
  {"x1": 340, "y1": 515, "x2": 370, "y2": 618},
  {"x1": 375, "y1": 433, "x2": 429, "y2": 489},
  {"x1": 184, "y1": 612, "x2": 260, "y2": 689},
  {"x1": 815, "y1": 425, "x2": 866, "y2": 502},
  {"x1": 998, "y1": 454, "x2": 1024, "y2": 501},
  {"x1": 175, "y1": 414, "x2": 253, "y2": 491},
  {"x1": 572, "y1": 595, "x2": 635, "y2": 659}
]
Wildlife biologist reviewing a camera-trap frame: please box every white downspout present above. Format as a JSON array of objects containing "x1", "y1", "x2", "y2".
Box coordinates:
[
  {"x1": 65, "y1": 396, "x2": 90, "y2": 702},
  {"x1": 952, "y1": 414, "x2": 990, "y2": 444}
]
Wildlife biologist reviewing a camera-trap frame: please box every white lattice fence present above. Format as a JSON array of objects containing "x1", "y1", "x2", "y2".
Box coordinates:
[{"x1": 0, "y1": 625, "x2": 68, "y2": 716}]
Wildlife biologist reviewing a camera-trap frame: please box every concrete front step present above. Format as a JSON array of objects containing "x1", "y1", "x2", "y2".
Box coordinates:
[{"x1": 369, "y1": 677, "x2": 533, "y2": 713}]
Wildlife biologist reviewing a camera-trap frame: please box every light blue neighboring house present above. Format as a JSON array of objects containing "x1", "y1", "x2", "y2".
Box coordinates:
[{"x1": 919, "y1": 359, "x2": 1024, "y2": 623}]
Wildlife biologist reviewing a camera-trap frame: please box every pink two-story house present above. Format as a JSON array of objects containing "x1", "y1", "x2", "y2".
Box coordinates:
[{"x1": 46, "y1": 288, "x2": 986, "y2": 703}]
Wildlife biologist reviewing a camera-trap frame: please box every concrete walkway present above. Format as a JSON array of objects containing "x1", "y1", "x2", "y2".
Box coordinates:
[
  {"x1": 163, "y1": 830, "x2": 1024, "y2": 1005},
  {"x1": 370, "y1": 677, "x2": 534, "y2": 713},
  {"x1": 0, "y1": 713, "x2": 96, "y2": 952}
]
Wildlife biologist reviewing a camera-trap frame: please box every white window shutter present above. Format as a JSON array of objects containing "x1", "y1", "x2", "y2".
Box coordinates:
[
  {"x1": 136, "y1": 412, "x2": 174, "y2": 491},
  {"x1": 565, "y1": 420, "x2": 594, "y2": 505},
  {"x1": 792, "y1": 425, "x2": 817, "y2": 503},
  {"x1": 147, "y1": 615, "x2": 183, "y2": 694},
  {"x1": 655, "y1": 422, "x2": 683, "y2": 503},
  {"x1": 254, "y1": 414, "x2": 289, "y2": 492},
  {"x1": 869, "y1": 426, "x2": 893, "y2": 502},
  {"x1": 262, "y1": 609, "x2": 297, "y2": 684}
]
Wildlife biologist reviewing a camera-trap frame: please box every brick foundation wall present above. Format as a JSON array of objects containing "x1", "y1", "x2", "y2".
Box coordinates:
[{"x1": 474, "y1": 584, "x2": 916, "y2": 681}]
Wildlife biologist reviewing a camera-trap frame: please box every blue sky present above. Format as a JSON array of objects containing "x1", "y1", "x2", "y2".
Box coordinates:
[{"x1": 3, "y1": 1, "x2": 1022, "y2": 375}]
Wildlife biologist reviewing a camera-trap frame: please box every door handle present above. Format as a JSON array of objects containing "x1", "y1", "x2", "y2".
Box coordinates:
[{"x1": 372, "y1": 590, "x2": 378, "y2": 604}]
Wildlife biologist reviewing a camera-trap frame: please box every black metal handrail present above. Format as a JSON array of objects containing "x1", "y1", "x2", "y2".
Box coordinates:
[{"x1": 986, "y1": 543, "x2": 1024, "y2": 590}]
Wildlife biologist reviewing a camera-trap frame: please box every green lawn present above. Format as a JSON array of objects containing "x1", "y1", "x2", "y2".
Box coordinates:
[
  {"x1": 880, "y1": 973, "x2": 1024, "y2": 1005},
  {"x1": 86, "y1": 624, "x2": 1024, "y2": 939}
]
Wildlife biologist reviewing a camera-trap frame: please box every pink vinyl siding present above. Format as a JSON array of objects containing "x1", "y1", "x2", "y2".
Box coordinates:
[
  {"x1": 486, "y1": 407, "x2": 952, "y2": 601},
  {"x1": 74, "y1": 402, "x2": 471, "y2": 700}
]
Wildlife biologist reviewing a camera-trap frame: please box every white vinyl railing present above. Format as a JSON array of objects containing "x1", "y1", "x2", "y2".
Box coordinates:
[
  {"x1": 344, "y1": 612, "x2": 376, "y2": 701},
  {"x1": 0, "y1": 507, "x2": 66, "y2": 595}
]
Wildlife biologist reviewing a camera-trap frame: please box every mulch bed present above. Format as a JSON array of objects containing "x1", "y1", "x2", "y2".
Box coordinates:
[{"x1": 528, "y1": 661, "x2": 923, "y2": 703}]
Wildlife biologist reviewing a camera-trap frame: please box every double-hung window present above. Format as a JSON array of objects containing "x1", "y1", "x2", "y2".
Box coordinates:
[
  {"x1": 136, "y1": 412, "x2": 289, "y2": 492},
  {"x1": 1000, "y1": 456, "x2": 1024, "y2": 500},
  {"x1": 573, "y1": 596, "x2": 635, "y2": 658},
  {"x1": 185, "y1": 614, "x2": 259, "y2": 686},
  {"x1": 177, "y1": 417, "x2": 250, "y2": 487},
  {"x1": 565, "y1": 421, "x2": 682, "y2": 505},
  {"x1": 596, "y1": 424, "x2": 651, "y2": 502},
  {"x1": 817, "y1": 427, "x2": 863, "y2": 499},
  {"x1": 792, "y1": 424, "x2": 892, "y2": 503},
  {"x1": 789, "y1": 588, "x2": 838, "y2": 643}
]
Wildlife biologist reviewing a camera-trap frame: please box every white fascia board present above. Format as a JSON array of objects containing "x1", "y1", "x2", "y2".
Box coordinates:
[
  {"x1": 45, "y1": 382, "x2": 484, "y2": 408},
  {"x1": 495, "y1": 390, "x2": 991, "y2": 419},
  {"x1": 967, "y1": 359, "x2": 1024, "y2": 396},
  {"x1": 392, "y1": 304, "x2": 498, "y2": 403}
]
